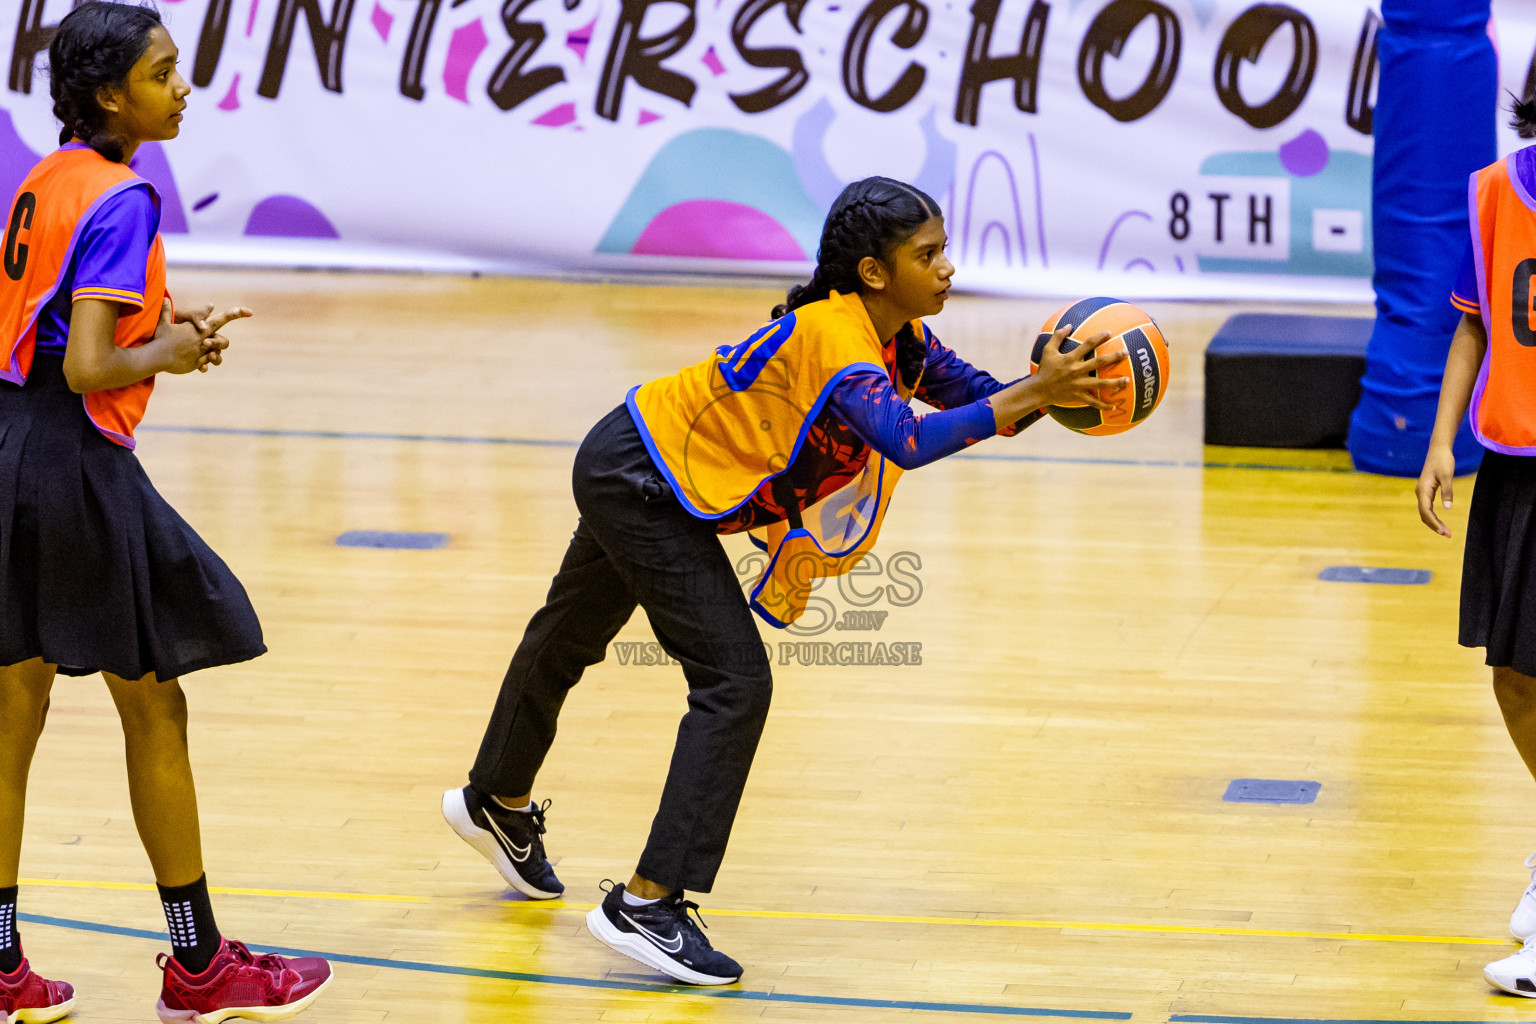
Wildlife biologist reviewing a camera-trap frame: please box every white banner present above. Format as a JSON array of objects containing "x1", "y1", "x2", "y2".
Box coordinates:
[{"x1": 1, "y1": 0, "x2": 1534, "y2": 300}]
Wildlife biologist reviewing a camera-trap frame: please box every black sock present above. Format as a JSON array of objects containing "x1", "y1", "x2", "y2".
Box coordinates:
[
  {"x1": 0, "y1": 885, "x2": 19, "y2": 974},
  {"x1": 157, "y1": 875, "x2": 221, "y2": 975}
]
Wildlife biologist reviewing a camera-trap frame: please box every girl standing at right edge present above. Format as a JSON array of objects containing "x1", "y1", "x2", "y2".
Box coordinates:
[{"x1": 1418, "y1": 88, "x2": 1536, "y2": 997}]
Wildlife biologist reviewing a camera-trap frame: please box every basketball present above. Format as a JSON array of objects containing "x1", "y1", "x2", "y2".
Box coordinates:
[{"x1": 1028, "y1": 297, "x2": 1171, "y2": 436}]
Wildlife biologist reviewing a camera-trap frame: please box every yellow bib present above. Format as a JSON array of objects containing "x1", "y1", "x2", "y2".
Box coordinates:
[
  {"x1": 628, "y1": 290, "x2": 889, "y2": 516},
  {"x1": 627, "y1": 290, "x2": 913, "y2": 627},
  {"x1": 744, "y1": 456, "x2": 903, "y2": 627}
]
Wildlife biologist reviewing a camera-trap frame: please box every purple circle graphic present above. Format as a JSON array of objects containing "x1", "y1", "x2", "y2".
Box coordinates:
[
  {"x1": 1279, "y1": 129, "x2": 1329, "y2": 178},
  {"x1": 244, "y1": 195, "x2": 340, "y2": 239}
]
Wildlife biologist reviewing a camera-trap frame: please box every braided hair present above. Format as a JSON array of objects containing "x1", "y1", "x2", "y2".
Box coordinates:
[
  {"x1": 1513, "y1": 87, "x2": 1536, "y2": 140},
  {"x1": 772, "y1": 176, "x2": 939, "y2": 392},
  {"x1": 47, "y1": 2, "x2": 163, "y2": 164}
]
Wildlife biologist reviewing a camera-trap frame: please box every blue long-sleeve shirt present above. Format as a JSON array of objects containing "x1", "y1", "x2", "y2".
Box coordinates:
[{"x1": 715, "y1": 326, "x2": 1038, "y2": 534}]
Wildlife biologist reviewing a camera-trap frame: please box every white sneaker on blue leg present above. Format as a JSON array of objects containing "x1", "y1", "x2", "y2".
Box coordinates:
[
  {"x1": 1487, "y1": 937, "x2": 1536, "y2": 997},
  {"x1": 1512, "y1": 853, "x2": 1536, "y2": 942}
]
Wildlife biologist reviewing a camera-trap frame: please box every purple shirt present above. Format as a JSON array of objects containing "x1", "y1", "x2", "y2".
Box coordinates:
[
  {"x1": 1451, "y1": 145, "x2": 1536, "y2": 314},
  {"x1": 33, "y1": 182, "x2": 159, "y2": 356}
]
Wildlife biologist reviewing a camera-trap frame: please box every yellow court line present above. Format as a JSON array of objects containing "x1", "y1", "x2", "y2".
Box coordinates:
[
  {"x1": 20, "y1": 878, "x2": 1507, "y2": 946},
  {"x1": 704, "y1": 909, "x2": 1508, "y2": 945},
  {"x1": 21, "y1": 878, "x2": 436, "y2": 904}
]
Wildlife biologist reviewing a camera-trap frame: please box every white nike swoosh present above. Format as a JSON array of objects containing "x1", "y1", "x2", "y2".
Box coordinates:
[
  {"x1": 620, "y1": 911, "x2": 684, "y2": 954},
  {"x1": 484, "y1": 815, "x2": 533, "y2": 863}
]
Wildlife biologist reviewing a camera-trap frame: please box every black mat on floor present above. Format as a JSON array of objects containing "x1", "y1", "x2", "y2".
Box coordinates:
[{"x1": 1204, "y1": 314, "x2": 1372, "y2": 448}]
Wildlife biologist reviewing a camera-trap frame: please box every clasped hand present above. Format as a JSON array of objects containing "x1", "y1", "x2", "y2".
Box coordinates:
[{"x1": 153, "y1": 299, "x2": 252, "y2": 374}]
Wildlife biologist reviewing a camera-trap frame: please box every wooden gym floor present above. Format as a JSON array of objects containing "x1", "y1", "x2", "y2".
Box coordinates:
[{"x1": 13, "y1": 270, "x2": 1530, "y2": 1022}]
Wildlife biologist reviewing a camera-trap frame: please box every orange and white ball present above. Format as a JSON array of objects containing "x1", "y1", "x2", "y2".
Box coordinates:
[{"x1": 1028, "y1": 297, "x2": 1171, "y2": 436}]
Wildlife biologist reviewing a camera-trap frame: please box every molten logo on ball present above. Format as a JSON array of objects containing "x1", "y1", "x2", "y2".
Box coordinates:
[
  {"x1": 1137, "y1": 343, "x2": 1155, "y2": 407},
  {"x1": 1028, "y1": 296, "x2": 1171, "y2": 436}
]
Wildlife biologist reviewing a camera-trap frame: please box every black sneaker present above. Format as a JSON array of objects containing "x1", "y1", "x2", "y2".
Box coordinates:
[
  {"x1": 441, "y1": 785, "x2": 564, "y2": 899},
  {"x1": 585, "y1": 881, "x2": 742, "y2": 985}
]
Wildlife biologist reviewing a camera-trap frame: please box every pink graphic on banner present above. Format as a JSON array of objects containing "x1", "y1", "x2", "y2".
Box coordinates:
[
  {"x1": 702, "y1": 46, "x2": 726, "y2": 76},
  {"x1": 567, "y1": 17, "x2": 596, "y2": 61},
  {"x1": 245, "y1": 196, "x2": 340, "y2": 238},
  {"x1": 633, "y1": 200, "x2": 806, "y2": 260},
  {"x1": 534, "y1": 102, "x2": 577, "y2": 127},
  {"x1": 246, "y1": 0, "x2": 260, "y2": 36},
  {"x1": 639, "y1": 110, "x2": 662, "y2": 125},
  {"x1": 218, "y1": 74, "x2": 241, "y2": 111},
  {"x1": 371, "y1": 2, "x2": 393, "y2": 41},
  {"x1": 444, "y1": 19, "x2": 488, "y2": 103},
  {"x1": 1278, "y1": 128, "x2": 1329, "y2": 177}
]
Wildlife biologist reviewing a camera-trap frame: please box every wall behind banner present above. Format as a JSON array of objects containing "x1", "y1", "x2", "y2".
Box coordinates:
[{"x1": 2, "y1": 0, "x2": 1534, "y2": 300}]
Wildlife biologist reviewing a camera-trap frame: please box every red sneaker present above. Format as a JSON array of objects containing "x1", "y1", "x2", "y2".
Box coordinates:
[
  {"x1": 0, "y1": 956, "x2": 74, "y2": 1024},
  {"x1": 154, "y1": 939, "x2": 331, "y2": 1024}
]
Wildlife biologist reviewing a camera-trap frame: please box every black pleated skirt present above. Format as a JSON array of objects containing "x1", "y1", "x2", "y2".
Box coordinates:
[
  {"x1": 1461, "y1": 449, "x2": 1536, "y2": 675},
  {"x1": 0, "y1": 353, "x2": 265, "y2": 679}
]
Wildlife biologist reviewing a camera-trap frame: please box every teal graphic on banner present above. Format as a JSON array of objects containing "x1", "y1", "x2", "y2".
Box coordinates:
[
  {"x1": 1195, "y1": 129, "x2": 1372, "y2": 278},
  {"x1": 596, "y1": 129, "x2": 822, "y2": 260}
]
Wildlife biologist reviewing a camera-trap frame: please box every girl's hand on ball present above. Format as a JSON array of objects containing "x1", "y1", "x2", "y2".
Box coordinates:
[{"x1": 1035, "y1": 326, "x2": 1129, "y2": 411}]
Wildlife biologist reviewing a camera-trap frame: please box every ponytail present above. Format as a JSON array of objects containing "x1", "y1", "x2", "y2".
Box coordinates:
[
  {"x1": 56, "y1": 122, "x2": 126, "y2": 165},
  {"x1": 893, "y1": 323, "x2": 926, "y2": 392},
  {"x1": 771, "y1": 176, "x2": 939, "y2": 390},
  {"x1": 770, "y1": 267, "x2": 835, "y2": 321},
  {"x1": 1513, "y1": 88, "x2": 1536, "y2": 140}
]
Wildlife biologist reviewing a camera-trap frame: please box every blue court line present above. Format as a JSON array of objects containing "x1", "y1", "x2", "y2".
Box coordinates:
[
  {"x1": 18, "y1": 911, "x2": 1126, "y2": 1019},
  {"x1": 952, "y1": 450, "x2": 1354, "y2": 473},
  {"x1": 1318, "y1": 566, "x2": 1432, "y2": 585},
  {"x1": 1222, "y1": 779, "x2": 1321, "y2": 805},
  {"x1": 137, "y1": 424, "x2": 1355, "y2": 474},
  {"x1": 138, "y1": 424, "x2": 579, "y2": 447}
]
